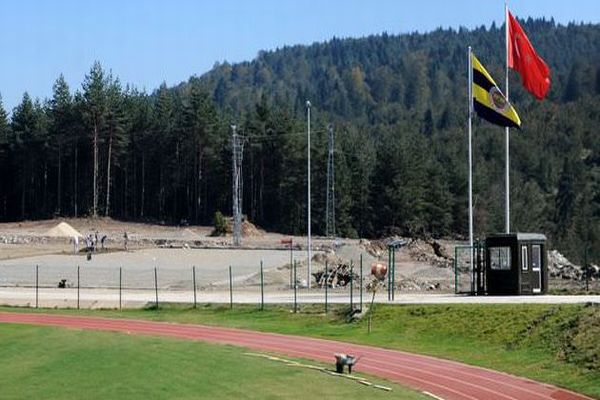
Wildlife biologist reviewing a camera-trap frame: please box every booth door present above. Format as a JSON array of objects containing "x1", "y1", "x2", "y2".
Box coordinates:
[
  {"x1": 531, "y1": 245, "x2": 542, "y2": 293},
  {"x1": 520, "y1": 245, "x2": 531, "y2": 294}
]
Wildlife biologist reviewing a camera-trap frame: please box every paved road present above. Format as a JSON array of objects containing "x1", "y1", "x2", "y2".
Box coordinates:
[{"x1": 0, "y1": 312, "x2": 593, "y2": 400}]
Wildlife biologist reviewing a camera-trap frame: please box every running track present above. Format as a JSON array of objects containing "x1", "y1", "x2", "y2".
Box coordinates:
[{"x1": 0, "y1": 312, "x2": 593, "y2": 400}]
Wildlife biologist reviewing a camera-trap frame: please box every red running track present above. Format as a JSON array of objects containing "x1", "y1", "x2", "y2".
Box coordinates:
[{"x1": 0, "y1": 312, "x2": 593, "y2": 400}]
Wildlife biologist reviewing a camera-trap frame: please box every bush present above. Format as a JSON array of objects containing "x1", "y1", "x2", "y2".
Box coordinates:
[{"x1": 213, "y1": 211, "x2": 227, "y2": 236}]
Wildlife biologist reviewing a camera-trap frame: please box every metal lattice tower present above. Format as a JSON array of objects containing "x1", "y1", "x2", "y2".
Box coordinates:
[
  {"x1": 231, "y1": 125, "x2": 244, "y2": 247},
  {"x1": 325, "y1": 124, "x2": 335, "y2": 238}
]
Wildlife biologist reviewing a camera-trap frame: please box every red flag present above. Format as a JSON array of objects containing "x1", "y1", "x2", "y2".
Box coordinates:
[{"x1": 508, "y1": 11, "x2": 551, "y2": 100}]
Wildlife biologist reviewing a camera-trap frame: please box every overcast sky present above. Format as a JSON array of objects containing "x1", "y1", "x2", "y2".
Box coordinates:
[{"x1": 1, "y1": 0, "x2": 599, "y2": 111}]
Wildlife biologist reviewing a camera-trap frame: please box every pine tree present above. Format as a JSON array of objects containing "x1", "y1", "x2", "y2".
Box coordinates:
[
  {"x1": 104, "y1": 76, "x2": 128, "y2": 217},
  {"x1": 82, "y1": 61, "x2": 107, "y2": 217},
  {"x1": 49, "y1": 75, "x2": 72, "y2": 215},
  {"x1": 0, "y1": 94, "x2": 10, "y2": 218},
  {"x1": 11, "y1": 93, "x2": 38, "y2": 219}
]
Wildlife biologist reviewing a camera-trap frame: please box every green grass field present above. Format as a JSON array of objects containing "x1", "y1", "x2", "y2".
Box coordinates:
[
  {"x1": 2, "y1": 303, "x2": 599, "y2": 398},
  {"x1": 0, "y1": 323, "x2": 426, "y2": 400}
]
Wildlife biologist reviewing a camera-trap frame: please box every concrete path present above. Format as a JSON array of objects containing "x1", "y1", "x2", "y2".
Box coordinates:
[{"x1": 0, "y1": 287, "x2": 598, "y2": 308}]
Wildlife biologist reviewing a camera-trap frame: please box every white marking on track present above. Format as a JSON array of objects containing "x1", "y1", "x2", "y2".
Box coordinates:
[{"x1": 423, "y1": 391, "x2": 446, "y2": 400}]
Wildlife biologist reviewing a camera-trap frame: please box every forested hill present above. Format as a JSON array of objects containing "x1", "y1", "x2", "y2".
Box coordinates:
[
  {"x1": 0, "y1": 18, "x2": 598, "y2": 262},
  {"x1": 196, "y1": 19, "x2": 600, "y2": 121}
]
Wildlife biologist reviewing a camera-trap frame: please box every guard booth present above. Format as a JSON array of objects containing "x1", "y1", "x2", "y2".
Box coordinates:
[{"x1": 484, "y1": 233, "x2": 548, "y2": 295}]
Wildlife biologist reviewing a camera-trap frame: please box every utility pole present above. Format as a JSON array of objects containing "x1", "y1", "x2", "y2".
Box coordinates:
[
  {"x1": 231, "y1": 125, "x2": 244, "y2": 247},
  {"x1": 325, "y1": 124, "x2": 335, "y2": 238},
  {"x1": 306, "y1": 101, "x2": 312, "y2": 289}
]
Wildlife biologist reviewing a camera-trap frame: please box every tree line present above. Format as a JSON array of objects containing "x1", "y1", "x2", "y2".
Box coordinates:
[{"x1": 0, "y1": 18, "x2": 598, "y2": 263}]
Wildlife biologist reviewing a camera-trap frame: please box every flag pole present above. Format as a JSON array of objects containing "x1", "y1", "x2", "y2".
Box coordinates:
[
  {"x1": 504, "y1": 0, "x2": 511, "y2": 233},
  {"x1": 467, "y1": 46, "x2": 474, "y2": 292}
]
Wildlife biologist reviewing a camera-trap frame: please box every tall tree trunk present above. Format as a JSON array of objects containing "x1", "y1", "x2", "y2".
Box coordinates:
[
  {"x1": 29, "y1": 168, "x2": 34, "y2": 218},
  {"x1": 43, "y1": 162, "x2": 48, "y2": 217},
  {"x1": 132, "y1": 150, "x2": 137, "y2": 217},
  {"x1": 259, "y1": 156, "x2": 264, "y2": 222},
  {"x1": 174, "y1": 141, "x2": 179, "y2": 221},
  {"x1": 93, "y1": 120, "x2": 98, "y2": 217},
  {"x1": 105, "y1": 132, "x2": 113, "y2": 217},
  {"x1": 20, "y1": 167, "x2": 25, "y2": 220},
  {"x1": 196, "y1": 146, "x2": 202, "y2": 224},
  {"x1": 250, "y1": 146, "x2": 255, "y2": 221},
  {"x1": 140, "y1": 153, "x2": 145, "y2": 218},
  {"x1": 159, "y1": 165, "x2": 164, "y2": 219},
  {"x1": 74, "y1": 143, "x2": 78, "y2": 217},
  {"x1": 57, "y1": 143, "x2": 61, "y2": 215},
  {"x1": 124, "y1": 166, "x2": 128, "y2": 218}
]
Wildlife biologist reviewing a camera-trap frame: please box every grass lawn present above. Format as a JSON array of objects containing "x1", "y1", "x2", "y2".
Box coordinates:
[
  {"x1": 2, "y1": 303, "x2": 599, "y2": 398},
  {"x1": 0, "y1": 323, "x2": 426, "y2": 400}
]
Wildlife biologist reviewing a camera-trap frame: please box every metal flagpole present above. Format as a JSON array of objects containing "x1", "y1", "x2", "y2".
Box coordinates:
[
  {"x1": 306, "y1": 100, "x2": 312, "y2": 289},
  {"x1": 468, "y1": 46, "x2": 474, "y2": 291},
  {"x1": 505, "y1": 1, "x2": 511, "y2": 233}
]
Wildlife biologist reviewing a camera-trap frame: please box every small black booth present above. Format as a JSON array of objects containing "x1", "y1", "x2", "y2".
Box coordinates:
[{"x1": 484, "y1": 233, "x2": 548, "y2": 295}]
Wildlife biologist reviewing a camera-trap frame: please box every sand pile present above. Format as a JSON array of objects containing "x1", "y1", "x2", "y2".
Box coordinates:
[
  {"x1": 45, "y1": 222, "x2": 83, "y2": 238},
  {"x1": 172, "y1": 228, "x2": 202, "y2": 241},
  {"x1": 223, "y1": 218, "x2": 265, "y2": 237},
  {"x1": 241, "y1": 220, "x2": 265, "y2": 237}
]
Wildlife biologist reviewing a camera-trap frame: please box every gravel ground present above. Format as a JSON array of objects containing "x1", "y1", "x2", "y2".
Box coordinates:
[{"x1": 0, "y1": 248, "x2": 311, "y2": 290}]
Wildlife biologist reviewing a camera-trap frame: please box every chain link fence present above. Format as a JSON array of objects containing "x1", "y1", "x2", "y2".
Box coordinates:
[{"x1": 0, "y1": 257, "x2": 380, "y2": 311}]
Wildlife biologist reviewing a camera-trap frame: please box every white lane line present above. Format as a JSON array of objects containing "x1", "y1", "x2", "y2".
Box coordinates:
[{"x1": 423, "y1": 391, "x2": 446, "y2": 400}]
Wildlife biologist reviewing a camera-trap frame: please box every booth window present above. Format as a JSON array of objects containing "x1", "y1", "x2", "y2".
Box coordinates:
[
  {"x1": 521, "y1": 246, "x2": 528, "y2": 271},
  {"x1": 489, "y1": 247, "x2": 511, "y2": 270},
  {"x1": 532, "y1": 245, "x2": 541, "y2": 269}
]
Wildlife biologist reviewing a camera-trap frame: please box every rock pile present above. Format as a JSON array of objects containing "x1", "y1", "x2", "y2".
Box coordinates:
[
  {"x1": 548, "y1": 250, "x2": 599, "y2": 281},
  {"x1": 407, "y1": 239, "x2": 453, "y2": 269}
]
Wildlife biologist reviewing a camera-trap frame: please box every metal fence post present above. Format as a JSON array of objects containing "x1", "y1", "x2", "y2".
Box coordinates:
[
  {"x1": 119, "y1": 266, "x2": 122, "y2": 311},
  {"x1": 360, "y1": 254, "x2": 363, "y2": 310},
  {"x1": 290, "y1": 242, "x2": 293, "y2": 288},
  {"x1": 35, "y1": 265, "x2": 39, "y2": 309},
  {"x1": 260, "y1": 260, "x2": 264, "y2": 311},
  {"x1": 392, "y1": 248, "x2": 396, "y2": 301},
  {"x1": 229, "y1": 266, "x2": 233, "y2": 310},
  {"x1": 293, "y1": 260, "x2": 297, "y2": 313},
  {"x1": 454, "y1": 246, "x2": 458, "y2": 294},
  {"x1": 77, "y1": 265, "x2": 80, "y2": 310},
  {"x1": 388, "y1": 246, "x2": 392, "y2": 301},
  {"x1": 193, "y1": 266, "x2": 197, "y2": 308},
  {"x1": 324, "y1": 260, "x2": 328, "y2": 314},
  {"x1": 154, "y1": 266, "x2": 159, "y2": 309}
]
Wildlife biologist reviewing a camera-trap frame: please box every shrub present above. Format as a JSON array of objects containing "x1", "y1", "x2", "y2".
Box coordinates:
[{"x1": 213, "y1": 211, "x2": 227, "y2": 236}]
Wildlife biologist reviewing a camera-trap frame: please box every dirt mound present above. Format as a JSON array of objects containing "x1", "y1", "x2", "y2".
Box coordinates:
[
  {"x1": 44, "y1": 222, "x2": 83, "y2": 238},
  {"x1": 359, "y1": 238, "x2": 387, "y2": 258},
  {"x1": 172, "y1": 228, "x2": 202, "y2": 241},
  {"x1": 241, "y1": 220, "x2": 265, "y2": 237},
  {"x1": 223, "y1": 218, "x2": 266, "y2": 237}
]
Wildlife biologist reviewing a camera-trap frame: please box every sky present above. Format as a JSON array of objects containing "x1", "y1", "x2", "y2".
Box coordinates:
[{"x1": 1, "y1": 0, "x2": 599, "y2": 112}]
